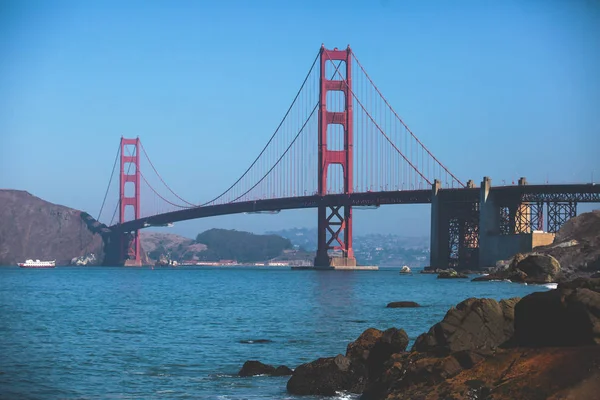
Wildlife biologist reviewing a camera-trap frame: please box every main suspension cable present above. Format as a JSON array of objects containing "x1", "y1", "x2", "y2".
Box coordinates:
[
  {"x1": 97, "y1": 142, "x2": 121, "y2": 221},
  {"x1": 200, "y1": 48, "x2": 321, "y2": 206}
]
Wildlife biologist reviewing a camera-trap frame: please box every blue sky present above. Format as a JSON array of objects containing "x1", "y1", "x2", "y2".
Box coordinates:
[{"x1": 1, "y1": 0, "x2": 598, "y2": 238}]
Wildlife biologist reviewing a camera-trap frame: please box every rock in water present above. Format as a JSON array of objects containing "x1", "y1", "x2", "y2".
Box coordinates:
[
  {"x1": 364, "y1": 328, "x2": 409, "y2": 377},
  {"x1": 514, "y1": 277, "x2": 600, "y2": 346},
  {"x1": 273, "y1": 365, "x2": 293, "y2": 376},
  {"x1": 286, "y1": 354, "x2": 366, "y2": 395},
  {"x1": 287, "y1": 327, "x2": 409, "y2": 396},
  {"x1": 238, "y1": 360, "x2": 276, "y2": 376},
  {"x1": 516, "y1": 254, "x2": 561, "y2": 283},
  {"x1": 386, "y1": 301, "x2": 421, "y2": 308},
  {"x1": 345, "y1": 328, "x2": 383, "y2": 362},
  {"x1": 238, "y1": 360, "x2": 292, "y2": 377},
  {"x1": 412, "y1": 297, "x2": 520, "y2": 354},
  {"x1": 437, "y1": 269, "x2": 468, "y2": 279}
]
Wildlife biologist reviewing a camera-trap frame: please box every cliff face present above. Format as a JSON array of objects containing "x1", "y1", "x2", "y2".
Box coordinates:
[{"x1": 0, "y1": 190, "x2": 108, "y2": 265}]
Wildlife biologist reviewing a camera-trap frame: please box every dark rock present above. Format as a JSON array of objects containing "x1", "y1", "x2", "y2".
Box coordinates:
[
  {"x1": 345, "y1": 328, "x2": 383, "y2": 362},
  {"x1": 238, "y1": 360, "x2": 276, "y2": 376},
  {"x1": 361, "y1": 349, "x2": 488, "y2": 400},
  {"x1": 507, "y1": 268, "x2": 528, "y2": 283},
  {"x1": 239, "y1": 360, "x2": 292, "y2": 377},
  {"x1": 386, "y1": 301, "x2": 420, "y2": 308},
  {"x1": 591, "y1": 272, "x2": 600, "y2": 279},
  {"x1": 516, "y1": 254, "x2": 561, "y2": 283},
  {"x1": 558, "y1": 277, "x2": 600, "y2": 292},
  {"x1": 365, "y1": 328, "x2": 409, "y2": 377},
  {"x1": 286, "y1": 354, "x2": 367, "y2": 395},
  {"x1": 451, "y1": 349, "x2": 486, "y2": 369},
  {"x1": 287, "y1": 327, "x2": 409, "y2": 396},
  {"x1": 364, "y1": 347, "x2": 600, "y2": 400},
  {"x1": 437, "y1": 269, "x2": 468, "y2": 279},
  {"x1": 273, "y1": 365, "x2": 293, "y2": 376},
  {"x1": 471, "y1": 274, "x2": 496, "y2": 282},
  {"x1": 412, "y1": 297, "x2": 519, "y2": 354},
  {"x1": 514, "y1": 280, "x2": 600, "y2": 346}
]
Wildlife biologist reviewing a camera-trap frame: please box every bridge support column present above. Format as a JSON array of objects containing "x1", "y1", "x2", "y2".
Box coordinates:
[
  {"x1": 119, "y1": 137, "x2": 142, "y2": 266},
  {"x1": 314, "y1": 45, "x2": 356, "y2": 268},
  {"x1": 429, "y1": 180, "x2": 448, "y2": 268},
  {"x1": 478, "y1": 176, "x2": 500, "y2": 268}
]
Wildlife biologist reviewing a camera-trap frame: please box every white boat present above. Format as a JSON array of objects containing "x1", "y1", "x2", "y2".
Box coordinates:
[
  {"x1": 18, "y1": 259, "x2": 56, "y2": 268},
  {"x1": 399, "y1": 265, "x2": 412, "y2": 274}
]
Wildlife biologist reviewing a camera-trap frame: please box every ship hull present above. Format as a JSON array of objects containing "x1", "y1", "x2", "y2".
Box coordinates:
[{"x1": 18, "y1": 264, "x2": 56, "y2": 268}]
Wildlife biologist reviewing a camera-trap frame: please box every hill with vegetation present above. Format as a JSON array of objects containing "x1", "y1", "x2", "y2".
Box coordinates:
[
  {"x1": 140, "y1": 228, "x2": 293, "y2": 263},
  {"x1": 195, "y1": 229, "x2": 292, "y2": 263}
]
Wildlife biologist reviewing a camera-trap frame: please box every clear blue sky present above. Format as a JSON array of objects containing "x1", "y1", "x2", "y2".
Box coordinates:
[{"x1": 1, "y1": 0, "x2": 598, "y2": 238}]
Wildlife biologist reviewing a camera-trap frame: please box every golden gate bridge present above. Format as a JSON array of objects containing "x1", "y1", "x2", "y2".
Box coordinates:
[{"x1": 96, "y1": 45, "x2": 600, "y2": 268}]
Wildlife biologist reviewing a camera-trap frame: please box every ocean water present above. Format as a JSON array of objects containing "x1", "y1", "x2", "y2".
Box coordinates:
[{"x1": 0, "y1": 266, "x2": 551, "y2": 399}]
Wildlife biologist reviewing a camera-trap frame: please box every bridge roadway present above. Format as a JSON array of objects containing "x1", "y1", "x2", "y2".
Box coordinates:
[{"x1": 112, "y1": 183, "x2": 600, "y2": 233}]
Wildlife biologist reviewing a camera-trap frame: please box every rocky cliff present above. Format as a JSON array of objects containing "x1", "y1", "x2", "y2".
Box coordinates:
[
  {"x1": 535, "y1": 210, "x2": 600, "y2": 279},
  {"x1": 0, "y1": 190, "x2": 109, "y2": 265}
]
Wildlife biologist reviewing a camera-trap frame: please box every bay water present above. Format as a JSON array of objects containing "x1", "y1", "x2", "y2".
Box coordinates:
[{"x1": 0, "y1": 266, "x2": 551, "y2": 399}]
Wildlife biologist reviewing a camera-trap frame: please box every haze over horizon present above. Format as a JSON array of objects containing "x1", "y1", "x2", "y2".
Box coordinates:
[{"x1": 1, "y1": 0, "x2": 598, "y2": 239}]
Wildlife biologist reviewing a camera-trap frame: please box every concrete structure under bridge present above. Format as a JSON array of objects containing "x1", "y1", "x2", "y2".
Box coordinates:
[{"x1": 430, "y1": 177, "x2": 600, "y2": 270}]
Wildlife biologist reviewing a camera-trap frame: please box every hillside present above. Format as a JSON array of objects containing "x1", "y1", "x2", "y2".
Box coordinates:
[
  {"x1": 140, "y1": 229, "x2": 293, "y2": 263},
  {"x1": 0, "y1": 190, "x2": 108, "y2": 265},
  {"x1": 140, "y1": 231, "x2": 206, "y2": 261},
  {"x1": 195, "y1": 229, "x2": 292, "y2": 263},
  {"x1": 268, "y1": 227, "x2": 429, "y2": 266}
]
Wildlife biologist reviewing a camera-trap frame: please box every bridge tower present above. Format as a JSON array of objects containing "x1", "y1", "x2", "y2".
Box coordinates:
[
  {"x1": 119, "y1": 137, "x2": 142, "y2": 266},
  {"x1": 314, "y1": 45, "x2": 357, "y2": 268}
]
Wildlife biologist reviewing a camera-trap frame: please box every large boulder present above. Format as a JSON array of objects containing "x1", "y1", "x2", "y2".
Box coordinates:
[
  {"x1": 286, "y1": 355, "x2": 366, "y2": 395},
  {"x1": 514, "y1": 278, "x2": 600, "y2": 346},
  {"x1": 287, "y1": 327, "x2": 409, "y2": 396},
  {"x1": 472, "y1": 253, "x2": 562, "y2": 284},
  {"x1": 364, "y1": 328, "x2": 409, "y2": 377},
  {"x1": 516, "y1": 254, "x2": 561, "y2": 283},
  {"x1": 345, "y1": 328, "x2": 383, "y2": 362},
  {"x1": 413, "y1": 297, "x2": 520, "y2": 354},
  {"x1": 238, "y1": 360, "x2": 292, "y2": 377}
]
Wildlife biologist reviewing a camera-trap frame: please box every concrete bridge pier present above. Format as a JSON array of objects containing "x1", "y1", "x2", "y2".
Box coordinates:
[
  {"x1": 429, "y1": 179, "x2": 448, "y2": 269},
  {"x1": 429, "y1": 179, "x2": 479, "y2": 270}
]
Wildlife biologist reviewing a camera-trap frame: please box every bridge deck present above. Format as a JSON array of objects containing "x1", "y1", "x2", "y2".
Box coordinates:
[{"x1": 111, "y1": 184, "x2": 600, "y2": 233}]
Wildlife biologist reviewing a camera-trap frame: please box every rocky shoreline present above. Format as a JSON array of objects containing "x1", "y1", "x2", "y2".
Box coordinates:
[{"x1": 240, "y1": 277, "x2": 600, "y2": 399}]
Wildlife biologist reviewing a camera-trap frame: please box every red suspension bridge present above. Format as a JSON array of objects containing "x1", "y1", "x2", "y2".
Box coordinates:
[{"x1": 97, "y1": 45, "x2": 600, "y2": 268}]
